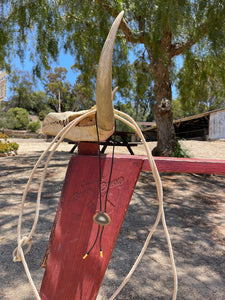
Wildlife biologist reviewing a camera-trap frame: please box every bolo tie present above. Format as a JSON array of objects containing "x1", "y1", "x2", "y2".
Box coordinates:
[{"x1": 83, "y1": 112, "x2": 116, "y2": 259}]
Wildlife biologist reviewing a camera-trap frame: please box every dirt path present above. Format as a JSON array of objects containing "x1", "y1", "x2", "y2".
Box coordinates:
[
  {"x1": 9, "y1": 138, "x2": 225, "y2": 159},
  {"x1": 0, "y1": 139, "x2": 225, "y2": 299}
]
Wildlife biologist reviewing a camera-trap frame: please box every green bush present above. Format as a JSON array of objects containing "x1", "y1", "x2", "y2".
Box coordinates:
[
  {"x1": 0, "y1": 142, "x2": 10, "y2": 154},
  {"x1": 39, "y1": 108, "x2": 53, "y2": 121},
  {"x1": 0, "y1": 132, "x2": 19, "y2": 155},
  {"x1": 0, "y1": 132, "x2": 8, "y2": 141},
  {"x1": 39, "y1": 110, "x2": 47, "y2": 121},
  {"x1": 6, "y1": 107, "x2": 29, "y2": 130},
  {"x1": 28, "y1": 120, "x2": 41, "y2": 133},
  {"x1": 9, "y1": 142, "x2": 19, "y2": 152},
  {"x1": 173, "y1": 140, "x2": 190, "y2": 158}
]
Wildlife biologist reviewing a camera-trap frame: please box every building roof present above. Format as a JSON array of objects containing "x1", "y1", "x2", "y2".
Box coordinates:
[
  {"x1": 173, "y1": 107, "x2": 225, "y2": 124},
  {"x1": 142, "y1": 107, "x2": 225, "y2": 141}
]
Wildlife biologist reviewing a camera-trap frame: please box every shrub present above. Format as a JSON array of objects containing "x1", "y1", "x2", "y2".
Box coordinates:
[
  {"x1": 39, "y1": 110, "x2": 47, "y2": 121},
  {"x1": 28, "y1": 120, "x2": 41, "y2": 133},
  {"x1": 0, "y1": 132, "x2": 19, "y2": 156},
  {"x1": 39, "y1": 108, "x2": 53, "y2": 121},
  {"x1": 9, "y1": 142, "x2": 19, "y2": 152},
  {"x1": 173, "y1": 140, "x2": 190, "y2": 158},
  {"x1": 0, "y1": 142, "x2": 10, "y2": 154},
  {"x1": 6, "y1": 107, "x2": 29, "y2": 130},
  {"x1": 0, "y1": 132, "x2": 8, "y2": 141}
]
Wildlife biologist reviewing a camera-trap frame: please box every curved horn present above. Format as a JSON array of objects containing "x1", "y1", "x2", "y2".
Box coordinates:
[{"x1": 96, "y1": 11, "x2": 124, "y2": 131}]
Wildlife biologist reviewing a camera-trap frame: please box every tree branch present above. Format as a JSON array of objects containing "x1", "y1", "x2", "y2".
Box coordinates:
[
  {"x1": 169, "y1": 39, "x2": 196, "y2": 57},
  {"x1": 170, "y1": 22, "x2": 208, "y2": 58},
  {"x1": 96, "y1": 0, "x2": 144, "y2": 44}
]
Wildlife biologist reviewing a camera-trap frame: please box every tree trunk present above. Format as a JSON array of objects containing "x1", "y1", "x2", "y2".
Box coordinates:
[
  {"x1": 151, "y1": 58, "x2": 176, "y2": 156},
  {"x1": 58, "y1": 89, "x2": 61, "y2": 113},
  {"x1": 135, "y1": 97, "x2": 139, "y2": 120}
]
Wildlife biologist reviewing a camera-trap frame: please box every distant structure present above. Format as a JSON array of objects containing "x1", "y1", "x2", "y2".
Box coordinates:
[
  {"x1": 143, "y1": 108, "x2": 225, "y2": 141},
  {"x1": 0, "y1": 71, "x2": 7, "y2": 101}
]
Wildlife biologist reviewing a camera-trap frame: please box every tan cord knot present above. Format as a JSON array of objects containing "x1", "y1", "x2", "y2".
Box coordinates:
[{"x1": 13, "y1": 236, "x2": 32, "y2": 262}]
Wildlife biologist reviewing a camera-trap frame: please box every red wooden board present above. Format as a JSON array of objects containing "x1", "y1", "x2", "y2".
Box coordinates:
[
  {"x1": 40, "y1": 152, "x2": 225, "y2": 299},
  {"x1": 40, "y1": 155, "x2": 143, "y2": 300},
  {"x1": 143, "y1": 156, "x2": 225, "y2": 175},
  {"x1": 104, "y1": 154, "x2": 225, "y2": 175}
]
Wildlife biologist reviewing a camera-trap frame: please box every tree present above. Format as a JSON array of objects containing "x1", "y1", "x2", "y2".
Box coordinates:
[
  {"x1": 59, "y1": 1, "x2": 225, "y2": 155},
  {"x1": 172, "y1": 98, "x2": 186, "y2": 120},
  {"x1": 8, "y1": 70, "x2": 34, "y2": 109},
  {"x1": 29, "y1": 91, "x2": 50, "y2": 115},
  {"x1": 44, "y1": 67, "x2": 95, "y2": 112},
  {"x1": 7, "y1": 70, "x2": 50, "y2": 115},
  {"x1": 70, "y1": 73, "x2": 95, "y2": 111},
  {"x1": 176, "y1": 50, "x2": 225, "y2": 115},
  {"x1": 131, "y1": 59, "x2": 156, "y2": 122},
  {"x1": 114, "y1": 100, "x2": 135, "y2": 133},
  {"x1": 45, "y1": 67, "x2": 70, "y2": 112},
  {"x1": 3, "y1": 1, "x2": 225, "y2": 155},
  {"x1": 0, "y1": 1, "x2": 61, "y2": 74}
]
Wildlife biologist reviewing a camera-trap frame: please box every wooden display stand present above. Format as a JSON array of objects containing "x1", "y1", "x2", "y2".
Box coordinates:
[
  {"x1": 40, "y1": 143, "x2": 143, "y2": 300},
  {"x1": 40, "y1": 143, "x2": 225, "y2": 300}
]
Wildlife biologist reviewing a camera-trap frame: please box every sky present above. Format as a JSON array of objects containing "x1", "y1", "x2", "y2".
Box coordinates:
[{"x1": 7, "y1": 51, "x2": 78, "y2": 99}]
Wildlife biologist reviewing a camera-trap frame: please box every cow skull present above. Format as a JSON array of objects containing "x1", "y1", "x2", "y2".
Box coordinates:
[{"x1": 42, "y1": 11, "x2": 124, "y2": 142}]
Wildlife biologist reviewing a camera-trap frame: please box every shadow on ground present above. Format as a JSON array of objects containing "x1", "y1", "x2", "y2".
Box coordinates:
[{"x1": 0, "y1": 152, "x2": 225, "y2": 299}]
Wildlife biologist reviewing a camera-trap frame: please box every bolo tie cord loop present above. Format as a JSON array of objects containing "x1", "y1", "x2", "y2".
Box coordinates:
[
  {"x1": 98, "y1": 117, "x2": 116, "y2": 255},
  {"x1": 99, "y1": 226, "x2": 105, "y2": 257},
  {"x1": 104, "y1": 124, "x2": 116, "y2": 212},
  {"x1": 95, "y1": 112, "x2": 102, "y2": 212},
  {"x1": 83, "y1": 225, "x2": 101, "y2": 259},
  {"x1": 83, "y1": 113, "x2": 116, "y2": 259}
]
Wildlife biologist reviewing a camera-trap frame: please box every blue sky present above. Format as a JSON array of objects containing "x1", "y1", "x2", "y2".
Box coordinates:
[{"x1": 7, "y1": 52, "x2": 77, "y2": 99}]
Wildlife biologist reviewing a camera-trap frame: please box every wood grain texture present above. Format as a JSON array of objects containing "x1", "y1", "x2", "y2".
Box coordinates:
[
  {"x1": 102, "y1": 154, "x2": 225, "y2": 175},
  {"x1": 40, "y1": 153, "x2": 225, "y2": 299},
  {"x1": 142, "y1": 156, "x2": 225, "y2": 175},
  {"x1": 40, "y1": 155, "x2": 143, "y2": 300}
]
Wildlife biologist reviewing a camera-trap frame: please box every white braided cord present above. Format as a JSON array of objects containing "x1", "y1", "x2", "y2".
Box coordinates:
[
  {"x1": 13, "y1": 109, "x2": 177, "y2": 300},
  {"x1": 110, "y1": 110, "x2": 178, "y2": 300},
  {"x1": 13, "y1": 109, "x2": 97, "y2": 300}
]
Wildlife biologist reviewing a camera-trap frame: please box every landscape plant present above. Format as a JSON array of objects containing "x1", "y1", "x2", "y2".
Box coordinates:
[
  {"x1": 27, "y1": 120, "x2": 41, "y2": 133},
  {"x1": 0, "y1": 132, "x2": 19, "y2": 156},
  {"x1": 6, "y1": 107, "x2": 29, "y2": 130}
]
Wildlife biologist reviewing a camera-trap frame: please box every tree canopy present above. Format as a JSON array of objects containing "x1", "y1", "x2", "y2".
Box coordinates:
[
  {"x1": 6, "y1": 70, "x2": 50, "y2": 117},
  {"x1": 45, "y1": 67, "x2": 69, "y2": 112},
  {"x1": 0, "y1": 0, "x2": 61, "y2": 74},
  {"x1": 2, "y1": 1, "x2": 225, "y2": 155},
  {"x1": 176, "y1": 50, "x2": 225, "y2": 116}
]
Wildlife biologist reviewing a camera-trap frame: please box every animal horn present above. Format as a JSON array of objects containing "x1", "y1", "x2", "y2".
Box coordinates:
[{"x1": 96, "y1": 11, "x2": 124, "y2": 131}]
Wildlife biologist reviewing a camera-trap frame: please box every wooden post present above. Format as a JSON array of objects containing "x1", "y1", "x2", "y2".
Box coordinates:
[
  {"x1": 40, "y1": 143, "x2": 225, "y2": 299},
  {"x1": 40, "y1": 154, "x2": 143, "y2": 300}
]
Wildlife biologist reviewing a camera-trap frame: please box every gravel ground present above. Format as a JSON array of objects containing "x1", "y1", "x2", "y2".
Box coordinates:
[
  {"x1": 0, "y1": 139, "x2": 225, "y2": 299},
  {"x1": 8, "y1": 138, "x2": 225, "y2": 159}
]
